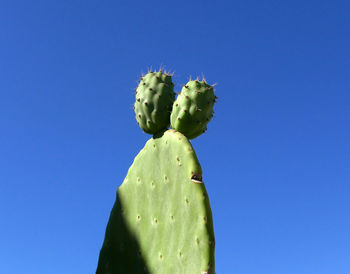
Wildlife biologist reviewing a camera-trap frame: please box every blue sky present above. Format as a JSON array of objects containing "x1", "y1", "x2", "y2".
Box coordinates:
[{"x1": 1, "y1": 0, "x2": 349, "y2": 273}]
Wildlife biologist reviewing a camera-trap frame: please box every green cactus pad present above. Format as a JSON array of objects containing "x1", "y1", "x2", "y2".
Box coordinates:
[
  {"x1": 170, "y1": 80, "x2": 216, "y2": 139},
  {"x1": 97, "y1": 129, "x2": 215, "y2": 274},
  {"x1": 134, "y1": 70, "x2": 176, "y2": 134}
]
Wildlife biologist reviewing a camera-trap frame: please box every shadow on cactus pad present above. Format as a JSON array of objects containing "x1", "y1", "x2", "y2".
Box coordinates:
[{"x1": 96, "y1": 194, "x2": 151, "y2": 274}]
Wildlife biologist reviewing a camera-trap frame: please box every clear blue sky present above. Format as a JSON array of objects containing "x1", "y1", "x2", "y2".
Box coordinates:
[{"x1": 1, "y1": 1, "x2": 349, "y2": 273}]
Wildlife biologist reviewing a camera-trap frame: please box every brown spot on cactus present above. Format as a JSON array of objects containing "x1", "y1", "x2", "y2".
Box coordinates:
[{"x1": 191, "y1": 173, "x2": 203, "y2": 183}]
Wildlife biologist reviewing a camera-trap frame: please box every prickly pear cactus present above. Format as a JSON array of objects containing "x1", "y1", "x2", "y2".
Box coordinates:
[
  {"x1": 134, "y1": 70, "x2": 176, "y2": 134},
  {"x1": 170, "y1": 79, "x2": 216, "y2": 139},
  {"x1": 97, "y1": 130, "x2": 215, "y2": 274}
]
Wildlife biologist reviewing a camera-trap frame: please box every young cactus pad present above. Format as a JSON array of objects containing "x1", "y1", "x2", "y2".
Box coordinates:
[
  {"x1": 97, "y1": 129, "x2": 215, "y2": 274},
  {"x1": 170, "y1": 80, "x2": 216, "y2": 139},
  {"x1": 134, "y1": 71, "x2": 176, "y2": 134}
]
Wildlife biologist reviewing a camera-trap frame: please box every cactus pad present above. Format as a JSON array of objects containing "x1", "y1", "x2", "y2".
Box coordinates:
[
  {"x1": 170, "y1": 80, "x2": 216, "y2": 139},
  {"x1": 134, "y1": 71, "x2": 176, "y2": 134},
  {"x1": 97, "y1": 129, "x2": 215, "y2": 273}
]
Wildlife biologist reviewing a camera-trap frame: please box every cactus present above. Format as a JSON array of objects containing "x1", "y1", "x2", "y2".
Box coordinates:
[
  {"x1": 97, "y1": 129, "x2": 215, "y2": 273},
  {"x1": 170, "y1": 79, "x2": 216, "y2": 139},
  {"x1": 134, "y1": 70, "x2": 176, "y2": 134},
  {"x1": 97, "y1": 71, "x2": 216, "y2": 274}
]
